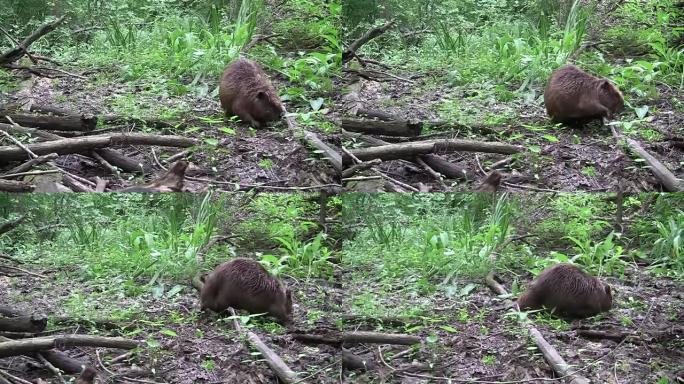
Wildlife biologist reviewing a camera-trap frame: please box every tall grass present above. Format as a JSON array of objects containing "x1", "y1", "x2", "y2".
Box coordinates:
[{"x1": 343, "y1": 194, "x2": 512, "y2": 282}]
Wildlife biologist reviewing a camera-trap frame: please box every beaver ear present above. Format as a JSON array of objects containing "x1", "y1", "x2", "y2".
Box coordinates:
[
  {"x1": 600, "y1": 80, "x2": 613, "y2": 91},
  {"x1": 604, "y1": 284, "x2": 612, "y2": 297},
  {"x1": 256, "y1": 91, "x2": 267, "y2": 100}
]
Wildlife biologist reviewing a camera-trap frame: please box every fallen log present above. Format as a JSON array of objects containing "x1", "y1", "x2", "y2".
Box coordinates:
[
  {"x1": 0, "y1": 335, "x2": 140, "y2": 358},
  {"x1": 0, "y1": 16, "x2": 66, "y2": 64},
  {"x1": 611, "y1": 126, "x2": 684, "y2": 191},
  {"x1": 291, "y1": 331, "x2": 420, "y2": 346},
  {"x1": 95, "y1": 148, "x2": 149, "y2": 173},
  {"x1": 356, "y1": 109, "x2": 395, "y2": 121},
  {"x1": 485, "y1": 271, "x2": 589, "y2": 384},
  {"x1": 342, "y1": 129, "x2": 472, "y2": 180},
  {"x1": 0, "y1": 179, "x2": 34, "y2": 192},
  {"x1": 341, "y1": 118, "x2": 422, "y2": 137},
  {"x1": 283, "y1": 114, "x2": 341, "y2": 174},
  {"x1": 346, "y1": 139, "x2": 523, "y2": 164},
  {"x1": 0, "y1": 315, "x2": 47, "y2": 333},
  {"x1": 0, "y1": 111, "x2": 96, "y2": 132},
  {"x1": 6, "y1": 153, "x2": 58, "y2": 175},
  {"x1": 0, "y1": 215, "x2": 25, "y2": 236},
  {"x1": 0, "y1": 123, "x2": 148, "y2": 173},
  {"x1": 0, "y1": 336, "x2": 90, "y2": 374},
  {"x1": 0, "y1": 133, "x2": 197, "y2": 162}
]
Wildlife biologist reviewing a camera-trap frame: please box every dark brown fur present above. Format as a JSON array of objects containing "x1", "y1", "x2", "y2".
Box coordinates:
[
  {"x1": 119, "y1": 160, "x2": 188, "y2": 192},
  {"x1": 219, "y1": 58, "x2": 285, "y2": 128},
  {"x1": 544, "y1": 65, "x2": 624, "y2": 125},
  {"x1": 75, "y1": 367, "x2": 96, "y2": 384},
  {"x1": 474, "y1": 171, "x2": 502, "y2": 192},
  {"x1": 517, "y1": 263, "x2": 612, "y2": 318},
  {"x1": 200, "y1": 258, "x2": 293, "y2": 324}
]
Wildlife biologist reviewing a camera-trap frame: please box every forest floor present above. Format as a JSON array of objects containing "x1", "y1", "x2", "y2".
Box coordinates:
[
  {"x1": 342, "y1": 261, "x2": 684, "y2": 383},
  {"x1": 0, "y1": 259, "x2": 347, "y2": 383},
  {"x1": 339, "y1": 73, "x2": 683, "y2": 193},
  {"x1": 0, "y1": 67, "x2": 339, "y2": 192}
]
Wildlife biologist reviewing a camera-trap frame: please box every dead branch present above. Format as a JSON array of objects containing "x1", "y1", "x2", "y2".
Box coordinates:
[
  {"x1": 343, "y1": 21, "x2": 396, "y2": 63},
  {"x1": 0, "y1": 179, "x2": 34, "y2": 192},
  {"x1": 291, "y1": 331, "x2": 420, "y2": 346},
  {"x1": 228, "y1": 308, "x2": 299, "y2": 384},
  {"x1": 485, "y1": 271, "x2": 590, "y2": 384},
  {"x1": 345, "y1": 139, "x2": 523, "y2": 164},
  {"x1": 0, "y1": 315, "x2": 47, "y2": 333},
  {"x1": 611, "y1": 126, "x2": 684, "y2": 191},
  {"x1": 5, "y1": 153, "x2": 58, "y2": 175},
  {"x1": 0, "y1": 215, "x2": 25, "y2": 236},
  {"x1": 283, "y1": 114, "x2": 342, "y2": 173},
  {"x1": 341, "y1": 118, "x2": 422, "y2": 137},
  {"x1": 342, "y1": 129, "x2": 472, "y2": 181},
  {"x1": 0, "y1": 335, "x2": 140, "y2": 358},
  {"x1": 0, "y1": 133, "x2": 196, "y2": 162},
  {"x1": 341, "y1": 159, "x2": 381, "y2": 178},
  {"x1": 0, "y1": 111, "x2": 96, "y2": 132},
  {"x1": 0, "y1": 16, "x2": 66, "y2": 65}
]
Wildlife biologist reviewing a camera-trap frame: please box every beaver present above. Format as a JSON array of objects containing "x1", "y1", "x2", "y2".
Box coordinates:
[
  {"x1": 119, "y1": 160, "x2": 188, "y2": 192},
  {"x1": 218, "y1": 58, "x2": 285, "y2": 128},
  {"x1": 200, "y1": 258, "x2": 293, "y2": 325},
  {"x1": 544, "y1": 65, "x2": 624, "y2": 126},
  {"x1": 517, "y1": 263, "x2": 613, "y2": 318},
  {"x1": 75, "y1": 367, "x2": 96, "y2": 384},
  {"x1": 474, "y1": 170, "x2": 502, "y2": 192}
]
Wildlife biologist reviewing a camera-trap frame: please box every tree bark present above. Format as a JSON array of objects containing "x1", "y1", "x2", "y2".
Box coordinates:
[
  {"x1": 0, "y1": 112, "x2": 97, "y2": 132},
  {"x1": 346, "y1": 139, "x2": 523, "y2": 164},
  {"x1": 0, "y1": 335, "x2": 140, "y2": 358},
  {"x1": 341, "y1": 118, "x2": 422, "y2": 137},
  {"x1": 0, "y1": 133, "x2": 197, "y2": 162}
]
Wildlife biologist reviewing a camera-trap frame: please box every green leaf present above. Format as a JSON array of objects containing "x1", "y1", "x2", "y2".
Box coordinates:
[
  {"x1": 160, "y1": 329, "x2": 178, "y2": 337},
  {"x1": 309, "y1": 97, "x2": 325, "y2": 111},
  {"x1": 439, "y1": 325, "x2": 458, "y2": 333},
  {"x1": 542, "y1": 134, "x2": 559, "y2": 142},
  {"x1": 426, "y1": 334, "x2": 439, "y2": 343},
  {"x1": 635, "y1": 105, "x2": 649, "y2": 119},
  {"x1": 204, "y1": 138, "x2": 219, "y2": 146},
  {"x1": 218, "y1": 127, "x2": 235, "y2": 135}
]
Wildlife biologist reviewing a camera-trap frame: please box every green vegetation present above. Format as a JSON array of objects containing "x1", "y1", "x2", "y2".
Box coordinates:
[
  {"x1": 0, "y1": 193, "x2": 338, "y2": 320},
  {"x1": 343, "y1": 0, "x2": 682, "y2": 131},
  {"x1": 342, "y1": 193, "x2": 684, "y2": 317},
  {"x1": 0, "y1": 0, "x2": 341, "y2": 121}
]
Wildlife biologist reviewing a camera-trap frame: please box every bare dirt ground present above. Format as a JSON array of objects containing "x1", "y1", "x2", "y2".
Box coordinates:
[
  {"x1": 0, "y1": 69, "x2": 339, "y2": 192},
  {"x1": 339, "y1": 71, "x2": 684, "y2": 193},
  {"x1": 342, "y1": 263, "x2": 684, "y2": 383},
  {"x1": 0, "y1": 261, "x2": 346, "y2": 383}
]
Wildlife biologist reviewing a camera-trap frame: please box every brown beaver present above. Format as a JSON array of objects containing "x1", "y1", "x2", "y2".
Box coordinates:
[
  {"x1": 544, "y1": 65, "x2": 624, "y2": 125},
  {"x1": 119, "y1": 161, "x2": 188, "y2": 192},
  {"x1": 218, "y1": 58, "x2": 285, "y2": 128},
  {"x1": 517, "y1": 263, "x2": 612, "y2": 318},
  {"x1": 474, "y1": 170, "x2": 502, "y2": 192},
  {"x1": 200, "y1": 258, "x2": 293, "y2": 325},
  {"x1": 75, "y1": 367, "x2": 96, "y2": 384}
]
